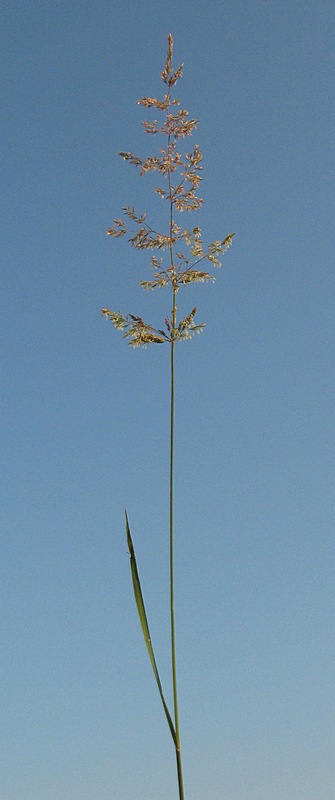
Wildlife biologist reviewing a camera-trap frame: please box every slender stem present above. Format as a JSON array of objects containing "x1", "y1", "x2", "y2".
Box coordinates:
[
  {"x1": 167, "y1": 94, "x2": 184, "y2": 795},
  {"x1": 170, "y1": 304, "x2": 184, "y2": 800}
]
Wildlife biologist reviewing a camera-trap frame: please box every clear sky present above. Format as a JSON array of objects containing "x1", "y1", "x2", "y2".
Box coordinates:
[{"x1": 2, "y1": 2, "x2": 334, "y2": 799}]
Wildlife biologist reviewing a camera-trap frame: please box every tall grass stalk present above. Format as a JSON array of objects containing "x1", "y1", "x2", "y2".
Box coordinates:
[{"x1": 102, "y1": 34, "x2": 234, "y2": 799}]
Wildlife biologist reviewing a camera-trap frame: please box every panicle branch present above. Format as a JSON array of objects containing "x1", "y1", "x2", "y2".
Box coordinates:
[{"x1": 101, "y1": 308, "x2": 169, "y2": 347}]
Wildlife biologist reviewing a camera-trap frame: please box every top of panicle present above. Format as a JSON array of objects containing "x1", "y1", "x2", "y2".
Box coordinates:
[{"x1": 161, "y1": 34, "x2": 183, "y2": 87}]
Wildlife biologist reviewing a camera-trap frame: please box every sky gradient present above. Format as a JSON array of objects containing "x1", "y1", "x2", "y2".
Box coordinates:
[{"x1": 2, "y1": 2, "x2": 335, "y2": 799}]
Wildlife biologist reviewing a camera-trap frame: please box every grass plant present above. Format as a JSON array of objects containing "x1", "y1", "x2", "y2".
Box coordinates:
[{"x1": 102, "y1": 34, "x2": 234, "y2": 799}]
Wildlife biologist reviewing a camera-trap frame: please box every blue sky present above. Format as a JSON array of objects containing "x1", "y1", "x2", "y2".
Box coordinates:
[{"x1": 2, "y1": 1, "x2": 334, "y2": 799}]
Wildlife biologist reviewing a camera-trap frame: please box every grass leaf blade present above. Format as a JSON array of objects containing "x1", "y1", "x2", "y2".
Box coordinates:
[{"x1": 125, "y1": 510, "x2": 177, "y2": 746}]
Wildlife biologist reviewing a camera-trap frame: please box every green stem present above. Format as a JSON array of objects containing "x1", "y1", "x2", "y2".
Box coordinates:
[
  {"x1": 168, "y1": 152, "x2": 184, "y2": 800},
  {"x1": 166, "y1": 64, "x2": 184, "y2": 792},
  {"x1": 170, "y1": 295, "x2": 184, "y2": 800}
]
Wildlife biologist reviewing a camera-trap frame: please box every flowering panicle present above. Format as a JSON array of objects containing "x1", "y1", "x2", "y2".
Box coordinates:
[{"x1": 103, "y1": 34, "x2": 234, "y2": 346}]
